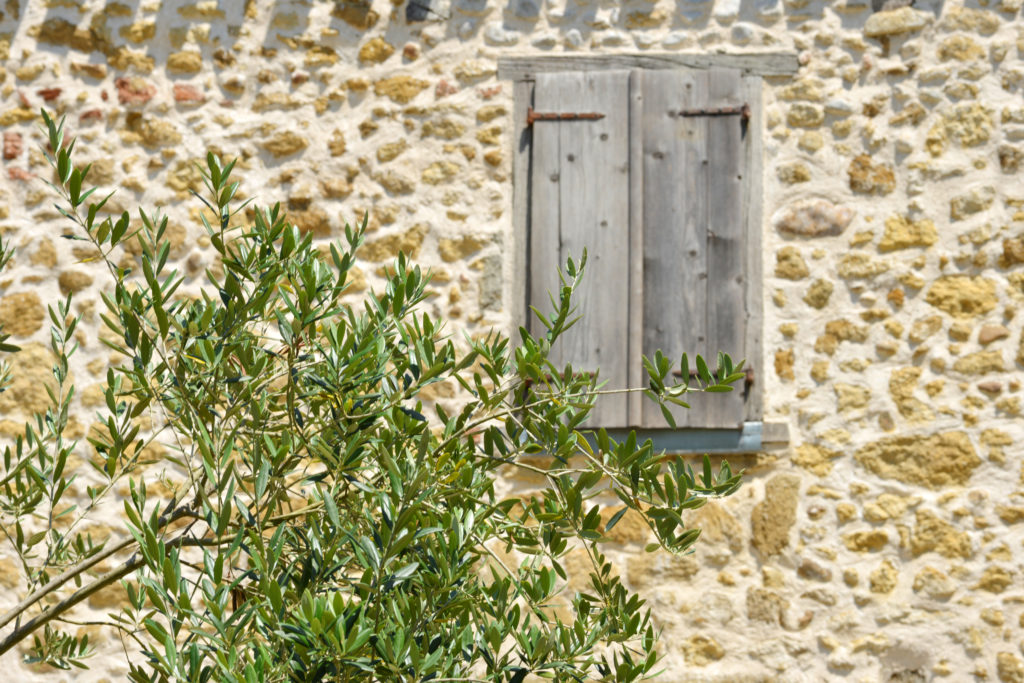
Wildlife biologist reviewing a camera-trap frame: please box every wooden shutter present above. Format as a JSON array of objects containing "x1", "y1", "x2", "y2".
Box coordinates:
[
  {"x1": 637, "y1": 68, "x2": 748, "y2": 429},
  {"x1": 528, "y1": 71, "x2": 631, "y2": 427},
  {"x1": 526, "y1": 66, "x2": 761, "y2": 431}
]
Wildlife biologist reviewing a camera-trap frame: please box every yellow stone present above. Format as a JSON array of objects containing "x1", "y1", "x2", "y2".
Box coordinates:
[
  {"x1": 358, "y1": 37, "x2": 394, "y2": 64},
  {"x1": 476, "y1": 125, "x2": 502, "y2": 146},
  {"x1": 167, "y1": 51, "x2": 202, "y2": 74},
  {"x1": 0, "y1": 344, "x2": 61, "y2": 416},
  {"x1": 778, "y1": 78, "x2": 825, "y2": 102},
  {"x1": 476, "y1": 105, "x2": 506, "y2": 123},
  {"x1": 119, "y1": 20, "x2": 155, "y2": 43},
  {"x1": 888, "y1": 367, "x2": 934, "y2": 423},
  {"x1": 422, "y1": 118, "x2": 466, "y2": 140},
  {"x1": 925, "y1": 275, "x2": 997, "y2": 318},
  {"x1": 262, "y1": 130, "x2": 308, "y2": 158},
  {"x1": 855, "y1": 431, "x2": 980, "y2": 489},
  {"x1": 912, "y1": 565, "x2": 954, "y2": 599},
  {"x1": 869, "y1": 559, "x2": 898, "y2": 593},
  {"x1": 58, "y1": 271, "x2": 94, "y2": 295},
  {"x1": 835, "y1": 383, "x2": 870, "y2": 412},
  {"x1": 777, "y1": 162, "x2": 811, "y2": 184},
  {"x1": 774, "y1": 246, "x2": 808, "y2": 280},
  {"x1": 422, "y1": 161, "x2": 459, "y2": 185},
  {"x1": 376, "y1": 170, "x2": 415, "y2": 195},
  {"x1": 997, "y1": 652, "x2": 1024, "y2": 683},
  {"x1": 376, "y1": 139, "x2": 407, "y2": 163},
  {"x1": 360, "y1": 224, "x2": 428, "y2": 262},
  {"x1": 453, "y1": 59, "x2": 495, "y2": 84},
  {"x1": 803, "y1": 279, "x2": 832, "y2": 309},
  {"x1": 792, "y1": 444, "x2": 840, "y2": 476},
  {"x1": 878, "y1": 215, "x2": 936, "y2": 251},
  {"x1": 374, "y1": 76, "x2": 428, "y2": 104},
  {"x1": 953, "y1": 350, "x2": 1004, "y2": 375},
  {"x1": 838, "y1": 252, "x2": 889, "y2": 279},
  {"x1": 439, "y1": 235, "x2": 488, "y2": 262},
  {"x1": 912, "y1": 510, "x2": 972, "y2": 557},
  {"x1": 774, "y1": 348, "x2": 794, "y2": 380},
  {"x1": 786, "y1": 103, "x2": 824, "y2": 128},
  {"x1": 976, "y1": 565, "x2": 1013, "y2": 593},
  {"x1": 0, "y1": 292, "x2": 45, "y2": 336},
  {"x1": 682, "y1": 635, "x2": 725, "y2": 666},
  {"x1": 843, "y1": 529, "x2": 888, "y2": 552},
  {"x1": 751, "y1": 474, "x2": 800, "y2": 556},
  {"x1": 938, "y1": 34, "x2": 986, "y2": 61}
]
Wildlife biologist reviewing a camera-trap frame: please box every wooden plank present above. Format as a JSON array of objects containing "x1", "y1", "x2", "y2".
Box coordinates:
[
  {"x1": 498, "y1": 52, "x2": 800, "y2": 81},
  {"x1": 703, "y1": 67, "x2": 746, "y2": 429},
  {"x1": 640, "y1": 69, "x2": 709, "y2": 429},
  {"x1": 740, "y1": 74, "x2": 764, "y2": 423},
  {"x1": 511, "y1": 79, "x2": 533, "y2": 344},
  {"x1": 528, "y1": 71, "x2": 632, "y2": 427},
  {"x1": 627, "y1": 70, "x2": 644, "y2": 427}
]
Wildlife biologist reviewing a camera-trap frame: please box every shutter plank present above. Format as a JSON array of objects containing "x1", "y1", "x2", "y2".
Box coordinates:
[
  {"x1": 529, "y1": 71, "x2": 631, "y2": 427},
  {"x1": 741, "y1": 74, "x2": 764, "y2": 423},
  {"x1": 641, "y1": 69, "x2": 709, "y2": 429},
  {"x1": 704, "y1": 68, "x2": 746, "y2": 428}
]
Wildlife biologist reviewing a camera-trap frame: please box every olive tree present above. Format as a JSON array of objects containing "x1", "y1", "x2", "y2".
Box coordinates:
[{"x1": 0, "y1": 112, "x2": 744, "y2": 681}]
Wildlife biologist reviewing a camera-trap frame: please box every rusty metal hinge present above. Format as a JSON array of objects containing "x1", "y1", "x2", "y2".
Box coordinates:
[
  {"x1": 526, "y1": 106, "x2": 605, "y2": 126},
  {"x1": 674, "y1": 103, "x2": 751, "y2": 122}
]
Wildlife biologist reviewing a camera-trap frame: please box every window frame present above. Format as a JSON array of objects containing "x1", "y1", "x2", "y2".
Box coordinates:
[{"x1": 501, "y1": 52, "x2": 798, "y2": 451}]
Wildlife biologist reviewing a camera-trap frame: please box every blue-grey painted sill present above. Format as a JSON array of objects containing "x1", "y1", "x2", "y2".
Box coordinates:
[{"x1": 583, "y1": 421, "x2": 790, "y2": 455}]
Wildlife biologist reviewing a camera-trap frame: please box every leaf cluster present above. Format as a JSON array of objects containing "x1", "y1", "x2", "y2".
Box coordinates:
[{"x1": 0, "y1": 112, "x2": 744, "y2": 682}]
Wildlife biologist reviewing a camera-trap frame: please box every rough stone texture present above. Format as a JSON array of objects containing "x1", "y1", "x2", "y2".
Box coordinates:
[
  {"x1": 878, "y1": 215, "x2": 936, "y2": 252},
  {"x1": 0, "y1": 344, "x2": 59, "y2": 416},
  {"x1": 848, "y1": 155, "x2": 896, "y2": 195},
  {"x1": 772, "y1": 199, "x2": 854, "y2": 237},
  {"x1": 855, "y1": 432, "x2": 981, "y2": 489},
  {"x1": 1, "y1": 1, "x2": 1023, "y2": 679},
  {"x1": 925, "y1": 276, "x2": 998, "y2": 318},
  {"x1": 0, "y1": 292, "x2": 45, "y2": 337},
  {"x1": 774, "y1": 246, "x2": 808, "y2": 280},
  {"x1": 803, "y1": 279, "x2": 832, "y2": 309},
  {"x1": 750, "y1": 474, "x2": 800, "y2": 556},
  {"x1": 864, "y1": 7, "x2": 931, "y2": 38},
  {"x1": 911, "y1": 509, "x2": 972, "y2": 558}
]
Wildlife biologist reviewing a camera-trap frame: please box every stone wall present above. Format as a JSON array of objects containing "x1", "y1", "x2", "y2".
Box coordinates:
[{"x1": 0, "y1": 0, "x2": 1022, "y2": 680}]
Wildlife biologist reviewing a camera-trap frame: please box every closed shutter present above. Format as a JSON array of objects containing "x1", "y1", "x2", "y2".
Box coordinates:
[
  {"x1": 526, "y1": 66, "x2": 760, "y2": 431},
  {"x1": 638, "y1": 68, "x2": 747, "y2": 429},
  {"x1": 528, "y1": 70, "x2": 632, "y2": 427}
]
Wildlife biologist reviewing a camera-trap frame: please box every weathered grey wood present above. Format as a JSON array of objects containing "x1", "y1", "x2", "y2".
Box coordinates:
[
  {"x1": 627, "y1": 70, "x2": 645, "y2": 427},
  {"x1": 528, "y1": 71, "x2": 632, "y2": 427},
  {"x1": 703, "y1": 67, "x2": 746, "y2": 429},
  {"x1": 640, "y1": 69, "x2": 709, "y2": 429},
  {"x1": 740, "y1": 74, "x2": 764, "y2": 423},
  {"x1": 510, "y1": 79, "x2": 534, "y2": 344},
  {"x1": 498, "y1": 52, "x2": 800, "y2": 81}
]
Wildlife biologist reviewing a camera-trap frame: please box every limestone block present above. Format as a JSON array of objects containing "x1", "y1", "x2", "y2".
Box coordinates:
[
  {"x1": 773, "y1": 199, "x2": 854, "y2": 237},
  {"x1": 863, "y1": 7, "x2": 930, "y2": 39},
  {"x1": 803, "y1": 279, "x2": 832, "y2": 309},
  {"x1": 0, "y1": 292, "x2": 45, "y2": 337},
  {"x1": 855, "y1": 432, "x2": 980, "y2": 489},
  {"x1": 792, "y1": 444, "x2": 840, "y2": 475},
  {"x1": 912, "y1": 565, "x2": 955, "y2": 599},
  {"x1": 775, "y1": 246, "x2": 809, "y2": 280},
  {"x1": 848, "y1": 154, "x2": 896, "y2": 195},
  {"x1": 878, "y1": 215, "x2": 936, "y2": 251},
  {"x1": 950, "y1": 185, "x2": 995, "y2": 220},
  {"x1": 358, "y1": 37, "x2": 394, "y2": 63},
  {"x1": 750, "y1": 474, "x2": 800, "y2": 556},
  {"x1": 925, "y1": 275, "x2": 997, "y2": 318}
]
